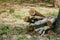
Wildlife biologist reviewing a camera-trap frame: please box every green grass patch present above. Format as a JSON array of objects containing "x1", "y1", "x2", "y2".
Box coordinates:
[
  {"x1": 13, "y1": 15, "x2": 22, "y2": 19},
  {"x1": 17, "y1": 35, "x2": 28, "y2": 40},
  {"x1": 0, "y1": 25, "x2": 12, "y2": 35},
  {"x1": 0, "y1": 9, "x2": 6, "y2": 14},
  {"x1": 9, "y1": 8, "x2": 15, "y2": 14}
]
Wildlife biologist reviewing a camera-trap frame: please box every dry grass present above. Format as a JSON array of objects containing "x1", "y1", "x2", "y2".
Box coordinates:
[{"x1": 0, "y1": 3, "x2": 59, "y2": 40}]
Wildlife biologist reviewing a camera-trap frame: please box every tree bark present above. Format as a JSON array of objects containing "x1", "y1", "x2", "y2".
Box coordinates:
[{"x1": 53, "y1": 9, "x2": 60, "y2": 34}]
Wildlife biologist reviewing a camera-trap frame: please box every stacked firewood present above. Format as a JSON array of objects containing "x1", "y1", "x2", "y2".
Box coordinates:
[{"x1": 23, "y1": 8, "x2": 56, "y2": 36}]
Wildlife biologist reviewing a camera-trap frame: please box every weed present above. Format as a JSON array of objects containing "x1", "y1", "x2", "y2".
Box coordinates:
[
  {"x1": 0, "y1": 25, "x2": 11, "y2": 35},
  {"x1": 17, "y1": 35, "x2": 28, "y2": 40},
  {"x1": 0, "y1": 9, "x2": 6, "y2": 14},
  {"x1": 13, "y1": 15, "x2": 22, "y2": 19},
  {"x1": 9, "y1": 8, "x2": 15, "y2": 14}
]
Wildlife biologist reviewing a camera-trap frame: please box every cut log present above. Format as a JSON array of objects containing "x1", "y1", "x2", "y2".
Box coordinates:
[
  {"x1": 24, "y1": 16, "x2": 56, "y2": 26},
  {"x1": 23, "y1": 16, "x2": 36, "y2": 23},
  {"x1": 29, "y1": 16, "x2": 44, "y2": 22},
  {"x1": 26, "y1": 17, "x2": 56, "y2": 32},
  {"x1": 47, "y1": 30, "x2": 55, "y2": 35},
  {"x1": 35, "y1": 29, "x2": 45, "y2": 36},
  {"x1": 35, "y1": 26, "x2": 51, "y2": 32},
  {"x1": 24, "y1": 16, "x2": 44, "y2": 23},
  {"x1": 29, "y1": 8, "x2": 35, "y2": 16},
  {"x1": 29, "y1": 18, "x2": 48, "y2": 29},
  {"x1": 34, "y1": 26, "x2": 54, "y2": 36},
  {"x1": 47, "y1": 17, "x2": 56, "y2": 26},
  {"x1": 26, "y1": 26, "x2": 34, "y2": 32},
  {"x1": 29, "y1": 8, "x2": 45, "y2": 17},
  {"x1": 34, "y1": 18, "x2": 48, "y2": 25},
  {"x1": 34, "y1": 26, "x2": 50, "y2": 36},
  {"x1": 23, "y1": 16, "x2": 29, "y2": 22}
]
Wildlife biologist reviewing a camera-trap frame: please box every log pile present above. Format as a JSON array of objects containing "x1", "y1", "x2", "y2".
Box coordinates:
[{"x1": 23, "y1": 8, "x2": 57, "y2": 36}]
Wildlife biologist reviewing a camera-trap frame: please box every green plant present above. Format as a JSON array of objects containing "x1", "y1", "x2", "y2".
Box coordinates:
[
  {"x1": 17, "y1": 35, "x2": 28, "y2": 40},
  {"x1": 0, "y1": 25, "x2": 11, "y2": 35},
  {"x1": 0, "y1": 9, "x2": 6, "y2": 14},
  {"x1": 13, "y1": 15, "x2": 22, "y2": 19},
  {"x1": 9, "y1": 8, "x2": 15, "y2": 13}
]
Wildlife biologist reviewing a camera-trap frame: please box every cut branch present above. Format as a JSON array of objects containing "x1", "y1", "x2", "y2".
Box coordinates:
[
  {"x1": 47, "y1": 17, "x2": 56, "y2": 26},
  {"x1": 29, "y1": 18, "x2": 48, "y2": 29},
  {"x1": 29, "y1": 8, "x2": 45, "y2": 17}
]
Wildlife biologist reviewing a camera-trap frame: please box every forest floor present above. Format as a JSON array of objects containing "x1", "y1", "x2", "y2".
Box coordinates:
[{"x1": 0, "y1": 3, "x2": 60, "y2": 40}]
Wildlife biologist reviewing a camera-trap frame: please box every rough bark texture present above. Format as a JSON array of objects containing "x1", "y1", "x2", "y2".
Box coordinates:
[{"x1": 53, "y1": 9, "x2": 60, "y2": 34}]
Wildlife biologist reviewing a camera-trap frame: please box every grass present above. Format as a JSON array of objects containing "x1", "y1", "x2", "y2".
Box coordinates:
[
  {"x1": 9, "y1": 8, "x2": 15, "y2": 14},
  {"x1": 13, "y1": 15, "x2": 22, "y2": 19},
  {"x1": 0, "y1": 24, "x2": 26, "y2": 35},
  {"x1": 0, "y1": 9, "x2": 6, "y2": 14},
  {"x1": 0, "y1": 25, "x2": 11, "y2": 35},
  {"x1": 17, "y1": 35, "x2": 28, "y2": 40},
  {"x1": 45, "y1": 12, "x2": 58, "y2": 17},
  {"x1": 0, "y1": 2, "x2": 59, "y2": 40}
]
